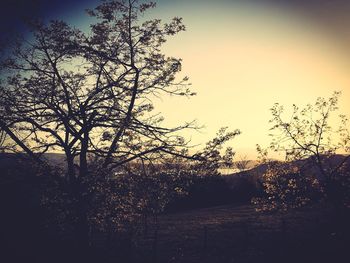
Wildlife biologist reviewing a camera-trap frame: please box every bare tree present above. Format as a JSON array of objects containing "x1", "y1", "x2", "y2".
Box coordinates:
[
  {"x1": 0, "y1": 0, "x2": 197, "y2": 246},
  {"x1": 0, "y1": 0, "x2": 239, "y2": 247},
  {"x1": 0, "y1": 1, "x2": 200, "y2": 178},
  {"x1": 267, "y1": 91, "x2": 350, "y2": 207}
]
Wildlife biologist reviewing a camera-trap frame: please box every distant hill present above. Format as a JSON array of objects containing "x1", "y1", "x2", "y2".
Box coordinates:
[
  {"x1": 0, "y1": 152, "x2": 67, "y2": 182},
  {"x1": 0, "y1": 152, "x2": 67, "y2": 166},
  {"x1": 229, "y1": 154, "x2": 350, "y2": 180}
]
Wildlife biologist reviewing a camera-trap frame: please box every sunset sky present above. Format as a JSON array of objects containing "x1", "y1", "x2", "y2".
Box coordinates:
[{"x1": 1, "y1": 0, "x2": 350, "y2": 159}]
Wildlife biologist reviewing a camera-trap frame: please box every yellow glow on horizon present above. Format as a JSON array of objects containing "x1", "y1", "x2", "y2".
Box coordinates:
[{"x1": 151, "y1": 1, "x2": 350, "y2": 159}]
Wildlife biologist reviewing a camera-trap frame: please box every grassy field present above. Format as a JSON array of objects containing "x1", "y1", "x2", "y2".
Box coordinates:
[{"x1": 118, "y1": 203, "x2": 350, "y2": 263}]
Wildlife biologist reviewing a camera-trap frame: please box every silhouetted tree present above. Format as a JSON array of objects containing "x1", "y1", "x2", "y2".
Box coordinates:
[
  {"x1": 253, "y1": 92, "x2": 350, "y2": 212},
  {"x1": 0, "y1": 0, "x2": 239, "y2": 247},
  {"x1": 0, "y1": 0, "x2": 195, "y2": 246},
  {"x1": 0, "y1": 0, "x2": 198, "y2": 180},
  {"x1": 269, "y1": 92, "x2": 350, "y2": 206}
]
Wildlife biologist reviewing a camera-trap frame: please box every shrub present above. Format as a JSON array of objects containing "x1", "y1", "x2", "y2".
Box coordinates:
[{"x1": 252, "y1": 162, "x2": 321, "y2": 212}]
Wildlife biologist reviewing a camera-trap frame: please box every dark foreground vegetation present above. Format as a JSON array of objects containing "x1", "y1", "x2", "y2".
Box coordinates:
[
  {"x1": 1, "y1": 154, "x2": 349, "y2": 263},
  {"x1": 1, "y1": 181, "x2": 349, "y2": 263}
]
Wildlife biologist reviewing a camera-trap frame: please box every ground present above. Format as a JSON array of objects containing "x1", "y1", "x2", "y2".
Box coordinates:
[{"x1": 116, "y1": 203, "x2": 350, "y2": 263}]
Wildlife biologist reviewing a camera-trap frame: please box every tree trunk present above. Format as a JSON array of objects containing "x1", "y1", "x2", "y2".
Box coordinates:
[
  {"x1": 74, "y1": 128, "x2": 90, "y2": 251},
  {"x1": 79, "y1": 149, "x2": 88, "y2": 179},
  {"x1": 66, "y1": 153, "x2": 76, "y2": 184},
  {"x1": 79, "y1": 129, "x2": 89, "y2": 178}
]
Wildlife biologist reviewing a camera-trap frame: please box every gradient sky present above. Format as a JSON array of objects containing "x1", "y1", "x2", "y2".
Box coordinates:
[{"x1": 1, "y1": 0, "x2": 350, "y2": 159}]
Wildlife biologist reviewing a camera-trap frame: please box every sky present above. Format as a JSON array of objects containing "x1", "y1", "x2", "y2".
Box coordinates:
[{"x1": 1, "y1": 0, "x2": 350, "y2": 159}]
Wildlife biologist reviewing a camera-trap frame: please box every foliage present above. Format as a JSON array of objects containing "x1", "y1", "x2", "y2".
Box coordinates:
[
  {"x1": 252, "y1": 162, "x2": 320, "y2": 212},
  {"x1": 191, "y1": 127, "x2": 240, "y2": 175},
  {"x1": 254, "y1": 92, "x2": 350, "y2": 212},
  {"x1": 0, "y1": 0, "x2": 198, "y2": 182},
  {"x1": 269, "y1": 91, "x2": 350, "y2": 163},
  {"x1": 0, "y1": 0, "x2": 240, "y2": 246}
]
